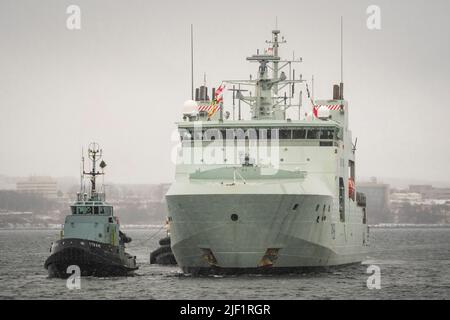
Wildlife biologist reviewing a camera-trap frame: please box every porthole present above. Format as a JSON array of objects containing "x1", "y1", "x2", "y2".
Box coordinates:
[
  {"x1": 315, "y1": 204, "x2": 320, "y2": 211},
  {"x1": 231, "y1": 214, "x2": 239, "y2": 221},
  {"x1": 292, "y1": 204, "x2": 299, "y2": 211}
]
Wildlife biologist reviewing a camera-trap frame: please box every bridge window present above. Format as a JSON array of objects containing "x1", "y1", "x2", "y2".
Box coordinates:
[
  {"x1": 204, "y1": 129, "x2": 222, "y2": 141},
  {"x1": 193, "y1": 130, "x2": 204, "y2": 140},
  {"x1": 293, "y1": 129, "x2": 306, "y2": 139},
  {"x1": 180, "y1": 127, "x2": 340, "y2": 141},
  {"x1": 307, "y1": 129, "x2": 320, "y2": 139},
  {"x1": 280, "y1": 129, "x2": 292, "y2": 139},
  {"x1": 320, "y1": 129, "x2": 335, "y2": 140},
  {"x1": 179, "y1": 129, "x2": 192, "y2": 141}
]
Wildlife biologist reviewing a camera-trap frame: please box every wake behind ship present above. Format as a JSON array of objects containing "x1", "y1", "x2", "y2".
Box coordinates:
[
  {"x1": 166, "y1": 28, "x2": 369, "y2": 274},
  {"x1": 44, "y1": 143, "x2": 138, "y2": 278}
]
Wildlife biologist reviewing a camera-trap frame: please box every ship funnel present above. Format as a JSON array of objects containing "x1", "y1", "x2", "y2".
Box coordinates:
[
  {"x1": 199, "y1": 86, "x2": 208, "y2": 101},
  {"x1": 195, "y1": 88, "x2": 200, "y2": 101},
  {"x1": 333, "y1": 84, "x2": 340, "y2": 100}
]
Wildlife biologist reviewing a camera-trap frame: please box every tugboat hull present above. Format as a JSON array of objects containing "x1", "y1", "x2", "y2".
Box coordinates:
[{"x1": 44, "y1": 238, "x2": 138, "y2": 278}]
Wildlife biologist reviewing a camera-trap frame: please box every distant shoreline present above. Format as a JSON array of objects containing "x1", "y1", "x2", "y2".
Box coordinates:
[
  {"x1": 369, "y1": 223, "x2": 450, "y2": 229},
  {"x1": 0, "y1": 224, "x2": 164, "y2": 231},
  {"x1": 1, "y1": 224, "x2": 449, "y2": 231}
]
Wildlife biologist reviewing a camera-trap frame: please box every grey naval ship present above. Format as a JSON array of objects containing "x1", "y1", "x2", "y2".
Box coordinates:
[
  {"x1": 44, "y1": 143, "x2": 138, "y2": 278},
  {"x1": 166, "y1": 29, "x2": 369, "y2": 274}
]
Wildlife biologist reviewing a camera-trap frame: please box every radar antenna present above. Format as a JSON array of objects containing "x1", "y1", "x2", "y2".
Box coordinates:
[
  {"x1": 83, "y1": 142, "x2": 106, "y2": 197},
  {"x1": 225, "y1": 29, "x2": 304, "y2": 120}
]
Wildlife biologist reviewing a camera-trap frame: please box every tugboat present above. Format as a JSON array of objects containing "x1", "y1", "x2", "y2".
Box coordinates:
[{"x1": 44, "y1": 143, "x2": 138, "y2": 278}]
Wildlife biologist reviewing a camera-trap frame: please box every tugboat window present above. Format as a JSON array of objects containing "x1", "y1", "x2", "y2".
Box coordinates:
[{"x1": 94, "y1": 207, "x2": 99, "y2": 215}]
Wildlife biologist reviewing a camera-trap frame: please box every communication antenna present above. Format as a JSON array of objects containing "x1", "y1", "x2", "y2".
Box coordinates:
[
  {"x1": 84, "y1": 142, "x2": 103, "y2": 194},
  {"x1": 238, "y1": 84, "x2": 241, "y2": 120},
  {"x1": 80, "y1": 146, "x2": 84, "y2": 193},
  {"x1": 190, "y1": 24, "x2": 194, "y2": 100},
  {"x1": 299, "y1": 90, "x2": 303, "y2": 120},
  {"x1": 340, "y1": 16, "x2": 344, "y2": 99},
  {"x1": 232, "y1": 85, "x2": 235, "y2": 120}
]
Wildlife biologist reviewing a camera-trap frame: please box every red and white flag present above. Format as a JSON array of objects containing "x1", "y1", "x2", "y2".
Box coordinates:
[
  {"x1": 215, "y1": 84, "x2": 226, "y2": 102},
  {"x1": 196, "y1": 84, "x2": 226, "y2": 117}
]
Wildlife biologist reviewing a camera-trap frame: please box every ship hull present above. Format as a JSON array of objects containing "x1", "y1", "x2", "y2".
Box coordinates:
[
  {"x1": 166, "y1": 192, "x2": 368, "y2": 274},
  {"x1": 44, "y1": 238, "x2": 138, "y2": 278}
]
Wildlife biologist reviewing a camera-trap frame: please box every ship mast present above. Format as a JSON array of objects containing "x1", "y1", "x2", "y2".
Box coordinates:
[
  {"x1": 266, "y1": 29, "x2": 285, "y2": 95},
  {"x1": 225, "y1": 29, "x2": 303, "y2": 121},
  {"x1": 83, "y1": 142, "x2": 106, "y2": 199}
]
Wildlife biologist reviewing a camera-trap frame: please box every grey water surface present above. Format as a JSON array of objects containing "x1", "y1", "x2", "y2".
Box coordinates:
[{"x1": 0, "y1": 228, "x2": 449, "y2": 299}]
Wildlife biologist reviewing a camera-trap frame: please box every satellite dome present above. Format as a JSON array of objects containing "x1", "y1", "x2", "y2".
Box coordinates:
[
  {"x1": 182, "y1": 100, "x2": 198, "y2": 114},
  {"x1": 317, "y1": 105, "x2": 330, "y2": 119}
]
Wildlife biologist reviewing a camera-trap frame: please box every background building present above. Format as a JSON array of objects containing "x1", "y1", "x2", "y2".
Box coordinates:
[
  {"x1": 16, "y1": 176, "x2": 58, "y2": 199},
  {"x1": 357, "y1": 177, "x2": 391, "y2": 225},
  {"x1": 409, "y1": 185, "x2": 450, "y2": 200}
]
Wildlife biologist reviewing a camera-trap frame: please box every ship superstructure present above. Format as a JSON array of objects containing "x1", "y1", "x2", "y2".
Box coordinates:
[{"x1": 166, "y1": 29, "x2": 368, "y2": 274}]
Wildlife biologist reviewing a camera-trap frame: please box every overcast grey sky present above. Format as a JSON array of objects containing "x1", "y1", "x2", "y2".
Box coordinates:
[{"x1": 0, "y1": 0, "x2": 449, "y2": 184}]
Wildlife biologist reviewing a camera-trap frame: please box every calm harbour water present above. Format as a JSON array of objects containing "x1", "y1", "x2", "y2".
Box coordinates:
[{"x1": 0, "y1": 227, "x2": 449, "y2": 299}]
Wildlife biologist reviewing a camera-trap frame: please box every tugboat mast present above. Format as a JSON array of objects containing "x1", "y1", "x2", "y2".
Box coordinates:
[{"x1": 82, "y1": 142, "x2": 106, "y2": 198}]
